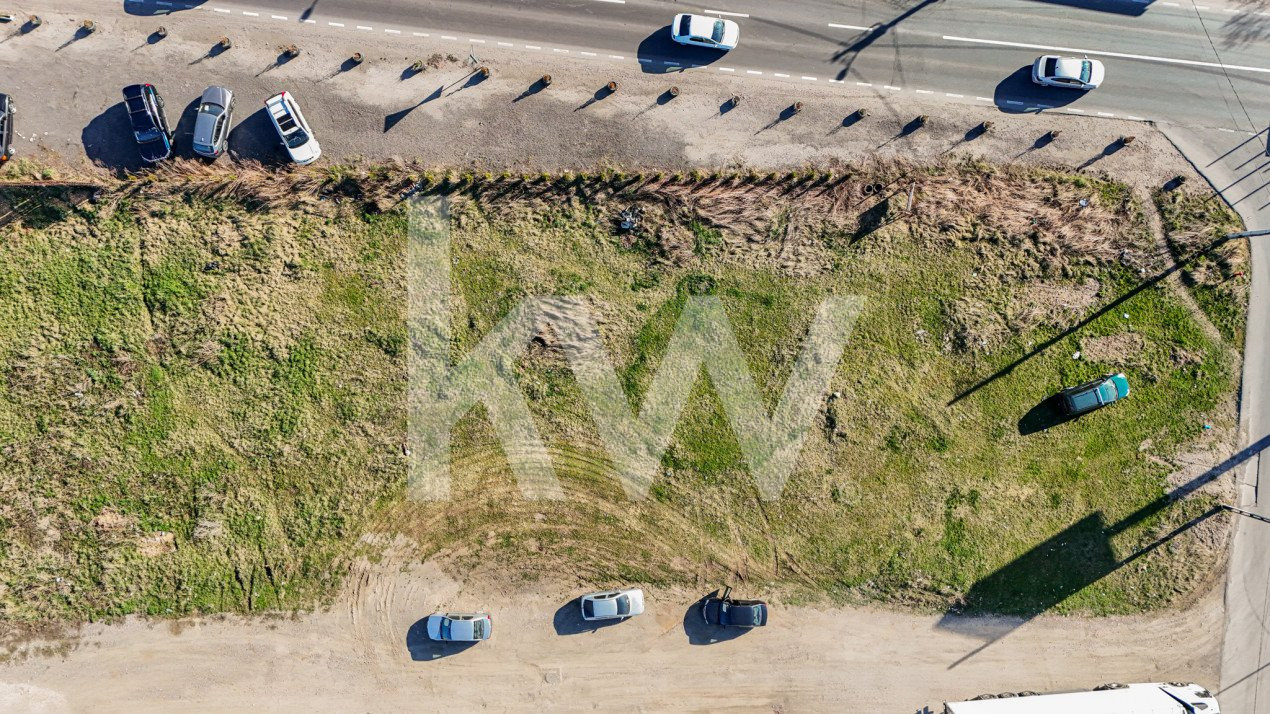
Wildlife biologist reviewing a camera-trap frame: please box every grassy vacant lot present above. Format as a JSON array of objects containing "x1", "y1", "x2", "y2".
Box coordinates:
[{"x1": 0, "y1": 162, "x2": 1246, "y2": 623}]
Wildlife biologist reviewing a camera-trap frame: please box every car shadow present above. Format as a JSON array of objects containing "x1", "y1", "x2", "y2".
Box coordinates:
[
  {"x1": 82, "y1": 101, "x2": 147, "y2": 174},
  {"x1": 404, "y1": 618, "x2": 478, "y2": 661},
  {"x1": 635, "y1": 25, "x2": 727, "y2": 74},
  {"x1": 553, "y1": 598, "x2": 626, "y2": 635},
  {"x1": 227, "y1": 106, "x2": 287, "y2": 164},
  {"x1": 170, "y1": 98, "x2": 200, "y2": 158},
  {"x1": 1028, "y1": 0, "x2": 1149, "y2": 15},
  {"x1": 124, "y1": 0, "x2": 207, "y2": 14},
  {"x1": 683, "y1": 594, "x2": 750, "y2": 645},
  {"x1": 1017, "y1": 393, "x2": 1081, "y2": 435},
  {"x1": 994, "y1": 65, "x2": 1082, "y2": 114}
]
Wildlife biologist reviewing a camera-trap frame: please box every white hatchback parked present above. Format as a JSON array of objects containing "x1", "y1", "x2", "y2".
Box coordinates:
[
  {"x1": 670, "y1": 13, "x2": 740, "y2": 51},
  {"x1": 579, "y1": 588, "x2": 645, "y2": 621}
]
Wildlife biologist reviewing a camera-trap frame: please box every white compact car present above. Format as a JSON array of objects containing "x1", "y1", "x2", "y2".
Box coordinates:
[
  {"x1": 580, "y1": 588, "x2": 645, "y2": 621},
  {"x1": 264, "y1": 91, "x2": 321, "y2": 165},
  {"x1": 670, "y1": 13, "x2": 740, "y2": 51},
  {"x1": 424, "y1": 612, "x2": 492, "y2": 641},
  {"x1": 1031, "y1": 55, "x2": 1105, "y2": 90}
]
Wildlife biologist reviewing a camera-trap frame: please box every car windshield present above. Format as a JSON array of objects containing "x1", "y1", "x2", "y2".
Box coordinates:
[
  {"x1": 711, "y1": 19, "x2": 725, "y2": 42},
  {"x1": 1080, "y1": 60, "x2": 1092, "y2": 83},
  {"x1": 1044, "y1": 58, "x2": 1057, "y2": 76},
  {"x1": 134, "y1": 127, "x2": 164, "y2": 143},
  {"x1": 279, "y1": 114, "x2": 310, "y2": 148},
  {"x1": 582, "y1": 600, "x2": 595, "y2": 618},
  {"x1": 439, "y1": 619, "x2": 452, "y2": 638},
  {"x1": 678, "y1": 16, "x2": 691, "y2": 36},
  {"x1": 199, "y1": 103, "x2": 224, "y2": 117},
  {"x1": 472, "y1": 619, "x2": 486, "y2": 638},
  {"x1": 615, "y1": 595, "x2": 630, "y2": 615}
]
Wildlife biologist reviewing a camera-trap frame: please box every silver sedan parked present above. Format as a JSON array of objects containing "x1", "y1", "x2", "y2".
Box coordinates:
[
  {"x1": 580, "y1": 588, "x2": 645, "y2": 621},
  {"x1": 192, "y1": 85, "x2": 234, "y2": 159}
]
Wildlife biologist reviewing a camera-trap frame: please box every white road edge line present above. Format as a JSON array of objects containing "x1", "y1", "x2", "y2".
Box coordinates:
[
  {"x1": 356, "y1": 25, "x2": 372, "y2": 30},
  {"x1": 802, "y1": 76, "x2": 818, "y2": 80},
  {"x1": 271, "y1": 14, "x2": 287, "y2": 20},
  {"x1": 857, "y1": 81, "x2": 872, "y2": 86},
  {"x1": 242, "y1": 11, "x2": 258, "y2": 16},
  {"x1": 213, "y1": 7, "x2": 231, "y2": 13},
  {"x1": 747, "y1": 70, "x2": 763, "y2": 74},
  {"x1": 526, "y1": 45, "x2": 541, "y2": 49},
  {"x1": 945, "y1": 93, "x2": 963, "y2": 97},
  {"x1": 944, "y1": 34, "x2": 1270, "y2": 74},
  {"x1": 593, "y1": 0, "x2": 626, "y2": 3},
  {"x1": 774, "y1": 73, "x2": 790, "y2": 77},
  {"x1": 827, "y1": 22, "x2": 872, "y2": 30},
  {"x1": 384, "y1": 29, "x2": 401, "y2": 34},
  {"x1": 884, "y1": 85, "x2": 902, "y2": 90},
  {"x1": 719, "y1": 67, "x2": 735, "y2": 71},
  {"x1": 704, "y1": 9, "x2": 750, "y2": 17},
  {"x1": 915, "y1": 89, "x2": 933, "y2": 94},
  {"x1": 609, "y1": 54, "x2": 625, "y2": 59},
  {"x1": 975, "y1": 96, "x2": 992, "y2": 101},
  {"x1": 499, "y1": 42, "x2": 514, "y2": 46},
  {"x1": 413, "y1": 32, "x2": 428, "y2": 36}
]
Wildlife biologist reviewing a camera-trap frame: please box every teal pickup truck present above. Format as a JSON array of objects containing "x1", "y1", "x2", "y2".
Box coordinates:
[{"x1": 1059, "y1": 373, "x2": 1131, "y2": 415}]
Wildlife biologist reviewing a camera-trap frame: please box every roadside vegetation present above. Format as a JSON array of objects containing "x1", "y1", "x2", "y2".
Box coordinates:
[{"x1": 0, "y1": 161, "x2": 1245, "y2": 623}]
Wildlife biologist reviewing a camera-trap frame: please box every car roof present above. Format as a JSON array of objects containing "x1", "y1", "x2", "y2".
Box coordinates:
[
  {"x1": 200, "y1": 86, "x2": 231, "y2": 107},
  {"x1": 1052, "y1": 57, "x2": 1086, "y2": 79}
]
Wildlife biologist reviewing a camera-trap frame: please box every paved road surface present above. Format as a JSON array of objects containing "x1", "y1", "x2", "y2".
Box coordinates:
[{"x1": 128, "y1": 0, "x2": 1270, "y2": 129}]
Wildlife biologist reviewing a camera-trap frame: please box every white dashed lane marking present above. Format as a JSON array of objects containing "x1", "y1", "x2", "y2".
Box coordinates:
[
  {"x1": 944, "y1": 34, "x2": 1270, "y2": 74},
  {"x1": 271, "y1": 14, "x2": 287, "y2": 19},
  {"x1": 747, "y1": 70, "x2": 763, "y2": 75},
  {"x1": 328, "y1": 21, "x2": 344, "y2": 26},
  {"x1": 385, "y1": 29, "x2": 401, "y2": 34},
  {"x1": 828, "y1": 22, "x2": 873, "y2": 30},
  {"x1": 242, "y1": 10, "x2": 258, "y2": 16}
]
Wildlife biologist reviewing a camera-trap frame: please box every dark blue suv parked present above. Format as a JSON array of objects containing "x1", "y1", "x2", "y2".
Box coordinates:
[{"x1": 122, "y1": 84, "x2": 172, "y2": 163}]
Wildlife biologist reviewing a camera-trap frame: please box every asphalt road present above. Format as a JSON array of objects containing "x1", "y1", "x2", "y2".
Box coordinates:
[{"x1": 128, "y1": 0, "x2": 1270, "y2": 130}]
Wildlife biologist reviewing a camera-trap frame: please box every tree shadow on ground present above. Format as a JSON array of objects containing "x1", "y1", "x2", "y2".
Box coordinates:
[
  {"x1": 815, "y1": 0, "x2": 943, "y2": 80},
  {"x1": 635, "y1": 26, "x2": 727, "y2": 74},
  {"x1": 553, "y1": 598, "x2": 627, "y2": 635},
  {"x1": 404, "y1": 619, "x2": 478, "y2": 661},
  {"x1": 938, "y1": 433, "x2": 1270, "y2": 667},
  {"x1": 994, "y1": 66, "x2": 1082, "y2": 114}
]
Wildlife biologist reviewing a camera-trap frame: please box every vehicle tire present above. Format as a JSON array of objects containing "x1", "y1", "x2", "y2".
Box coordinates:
[
  {"x1": 970, "y1": 694, "x2": 998, "y2": 700},
  {"x1": 1094, "y1": 683, "x2": 1128, "y2": 691},
  {"x1": 1016, "y1": 691, "x2": 1038, "y2": 697},
  {"x1": 996, "y1": 692, "x2": 1016, "y2": 698}
]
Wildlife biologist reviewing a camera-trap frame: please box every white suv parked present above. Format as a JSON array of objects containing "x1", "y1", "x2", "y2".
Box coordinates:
[{"x1": 264, "y1": 91, "x2": 321, "y2": 165}]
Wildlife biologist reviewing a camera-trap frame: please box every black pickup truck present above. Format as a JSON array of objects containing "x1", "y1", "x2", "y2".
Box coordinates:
[{"x1": 122, "y1": 84, "x2": 172, "y2": 163}]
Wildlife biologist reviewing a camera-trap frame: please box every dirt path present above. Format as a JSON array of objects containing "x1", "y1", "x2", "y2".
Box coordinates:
[{"x1": 0, "y1": 551, "x2": 1224, "y2": 713}]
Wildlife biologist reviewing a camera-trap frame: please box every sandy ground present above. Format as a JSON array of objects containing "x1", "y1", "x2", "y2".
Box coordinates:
[
  {"x1": 0, "y1": 3, "x2": 1239, "y2": 712},
  {"x1": 0, "y1": 548, "x2": 1226, "y2": 714}
]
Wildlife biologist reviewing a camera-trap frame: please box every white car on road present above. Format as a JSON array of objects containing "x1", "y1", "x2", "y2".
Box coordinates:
[
  {"x1": 580, "y1": 588, "x2": 645, "y2": 621},
  {"x1": 670, "y1": 14, "x2": 740, "y2": 51},
  {"x1": 1031, "y1": 55, "x2": 1105, "y2": 90},
  {"x1": 265, "y1": 91, "x2": 321, "y2": 165}
]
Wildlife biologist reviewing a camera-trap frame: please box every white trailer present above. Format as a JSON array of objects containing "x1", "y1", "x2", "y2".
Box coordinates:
[{"x1": 944, "y1": 682, "x2": 1219, "y2": 713}]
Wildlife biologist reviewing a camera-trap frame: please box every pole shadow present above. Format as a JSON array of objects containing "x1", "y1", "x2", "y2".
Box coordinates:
[
  {"x1": 189, "y1": 40, "x2": 229, "y2": 65},
  {"x1": 938, "y1": 433, "x2": 1270, "y2": 667},
  {"x1": 947, "y1": 232, "x2": 1235, "y2": 406},
  {"x1": 404, "y1": 618, "x2": 478, "y2": 661},
  {"x1": 257, "y1": 48, "x2": 299, "y2": 76},
  {"x1": 56, "y1": 24, "x2": 95, "y2": 51},
  {"x1": 384, "y1": 86, "x2": 442, "y2": 132},
  {"x1": 756, "y1": 104, "x2": 802, "y2": 134}
]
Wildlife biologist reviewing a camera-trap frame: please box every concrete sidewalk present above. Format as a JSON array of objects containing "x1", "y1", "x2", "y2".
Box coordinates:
[{"x1": 1165, "y1": 123, "x2": 1270, "y2": 712}]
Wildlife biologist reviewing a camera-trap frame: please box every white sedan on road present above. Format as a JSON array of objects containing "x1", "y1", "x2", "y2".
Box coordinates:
[
  {"x1": 670, "y1": 13, "x2": 740, "y2": 51},
  {"x1": 1031, "y1": 55, "x2": 1105, "y2": 90},
  {"x1": 580, "y1": 588, "x2": 645, "y2": 621}
]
